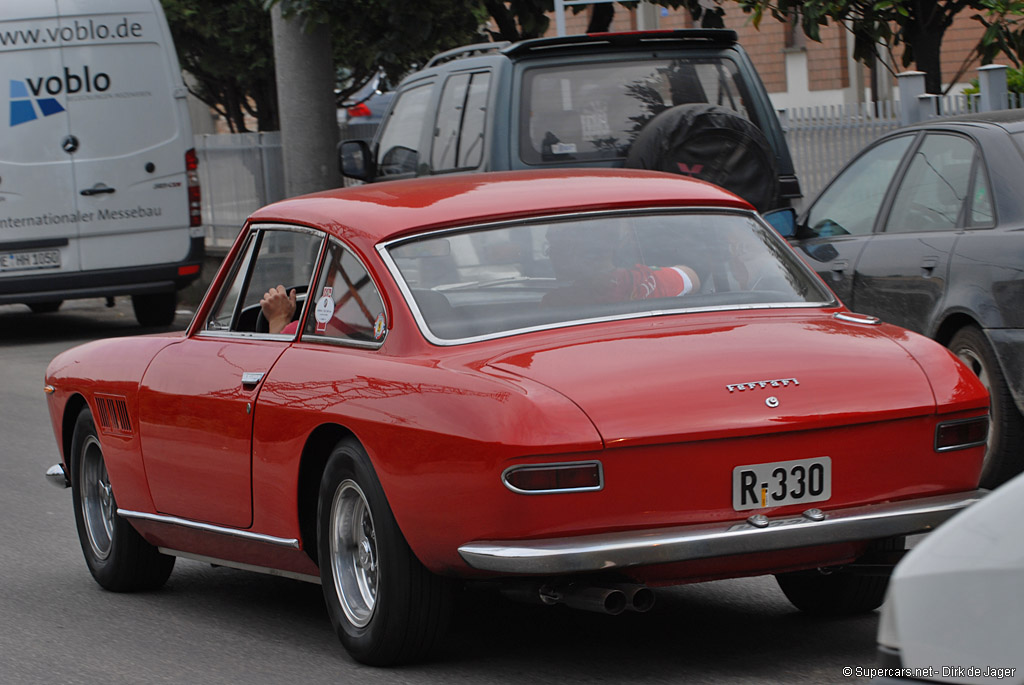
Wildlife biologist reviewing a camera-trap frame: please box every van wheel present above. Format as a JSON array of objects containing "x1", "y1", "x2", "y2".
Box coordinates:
[
  {"x1": 70, "y1": 408, "x2": 175, "y2": 591},
  {"x1": 949, "y1": 326, "x2": 1024, "y2": 487},
  {"x1": 132, "y1": 292, "x2": 177, "y2": 327},
  {"x1": 318, "y1": 439, "x2": 454, "y2": 665},
  {"x1": 29, "y1": 301, "x2": 63, "y2": 314}
]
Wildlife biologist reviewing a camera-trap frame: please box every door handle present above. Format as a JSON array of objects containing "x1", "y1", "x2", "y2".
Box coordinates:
[
  {"x1": 829, "y1": 259, "x2": 849, "y2": 280},
  {"x1": 80, "y1": 184, "x2": 117, "y2": 196},
  {"x1": 920, "y1": 256, "x2": 939, "y2": 275},
  {"x1": 241, "y1": 372, "x2": 264, "y2": 387}
]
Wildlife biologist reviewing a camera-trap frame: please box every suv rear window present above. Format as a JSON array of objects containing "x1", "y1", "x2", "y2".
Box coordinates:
[{"x1": 520, "y1": 58, "x2": 753, "y2": 164}]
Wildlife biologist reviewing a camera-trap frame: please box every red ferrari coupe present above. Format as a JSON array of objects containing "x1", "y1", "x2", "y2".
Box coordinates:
[{"x1": 44, "y1": 169, "x2": 989, "y2": 665}]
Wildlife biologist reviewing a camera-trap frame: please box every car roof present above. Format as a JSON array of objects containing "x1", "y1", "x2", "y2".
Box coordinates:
[
  {"x1": 904, "y1": 108, "x2": 1024, "y2": 132},
  {"x1": 248, "y1": 169, "x2": 753, "y2": 248}
]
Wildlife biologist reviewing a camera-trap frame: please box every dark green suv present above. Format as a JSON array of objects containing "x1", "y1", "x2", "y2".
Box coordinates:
[{"x1": 340, "y1": 30, "x2": 801, "y2": 211}]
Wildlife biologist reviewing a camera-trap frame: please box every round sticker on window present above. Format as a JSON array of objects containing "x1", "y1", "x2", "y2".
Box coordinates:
[
  {"x1": 373, "y1": 312, "x2": 387, "y2": 340},
  {"x1": 314, "y1": 286, "x2": 335, "y2": 333}
]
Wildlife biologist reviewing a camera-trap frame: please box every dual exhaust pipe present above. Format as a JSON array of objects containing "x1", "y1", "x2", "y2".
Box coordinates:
[{"x1": 502, "y1": 581, "x2": 655, "y2": 615}]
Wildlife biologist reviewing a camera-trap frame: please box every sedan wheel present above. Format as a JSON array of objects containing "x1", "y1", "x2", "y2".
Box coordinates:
[
  {"x1": 317, "y1": 439, "x2": 454, "y2": 665},
  {"x1": 329, "y1": 480, "x2": 379, "y2": 628},
  {"x1": 70, "y1": 408, "x2": 174, "y2": 591},
  {"x1": 79, "y1": 434, "x2": 116, "y2": 561},
  {"x1": 949, "y1": 326, "x2": 1024, "y2": 488}
]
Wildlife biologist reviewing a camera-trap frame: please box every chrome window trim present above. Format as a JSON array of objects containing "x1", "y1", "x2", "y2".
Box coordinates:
[
  {"x1": 203, "y1": 222, "x2": 326, "y2": 338},
  {"x1": 119, "y1": 509, "x2": 300, "y2": 548},
  {"x1": 299, "y1": 237, "x2": 388, "y2": 351},
  {"x1": 378, "y1": 207, "x2": 836, "y2": 346},
  {"x1": 501, "y1": 460, "x2": 604, "y2": 495}
]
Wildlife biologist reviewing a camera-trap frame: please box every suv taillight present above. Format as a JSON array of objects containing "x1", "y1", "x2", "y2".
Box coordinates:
[{"x1": 186, "y1": 148, "x2": 201, "y2": 228}]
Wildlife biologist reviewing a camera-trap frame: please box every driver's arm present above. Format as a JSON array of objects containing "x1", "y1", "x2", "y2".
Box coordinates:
[{"x1": 260, "y1": 285, "x2": 297, "y2": 334}]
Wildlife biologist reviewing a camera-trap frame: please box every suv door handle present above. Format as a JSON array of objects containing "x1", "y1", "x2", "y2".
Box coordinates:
[{"x1": 920, "y1": 256, "x2": 939, "y2": 274}]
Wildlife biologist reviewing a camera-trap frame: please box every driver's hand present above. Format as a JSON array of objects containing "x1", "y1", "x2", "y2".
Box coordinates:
[{"x1": 260, "y1": 285, "x2": 297, "y2": 334}]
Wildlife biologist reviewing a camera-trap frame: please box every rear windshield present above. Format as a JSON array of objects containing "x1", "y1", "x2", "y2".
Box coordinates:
[
  {"x1": 385, "y1": 210, "x2": 832, "y2": 343},
  {"x1": 520, "y1": 57, "x2": 754, "y2": 164}
]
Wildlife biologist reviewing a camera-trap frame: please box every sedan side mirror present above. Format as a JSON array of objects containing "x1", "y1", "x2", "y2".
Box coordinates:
[
  {"x1": 338, "y1": 139, "x2": 375, "y2": 181},
  {"x1": 763, "y1": 207, "x2": 797, "y2": 239}
]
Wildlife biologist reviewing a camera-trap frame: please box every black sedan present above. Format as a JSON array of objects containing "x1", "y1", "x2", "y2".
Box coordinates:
[{"x1": 769, "y1": 110, "x2": 1024, "y2": 489}]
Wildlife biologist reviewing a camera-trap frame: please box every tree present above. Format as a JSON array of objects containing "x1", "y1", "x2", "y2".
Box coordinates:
[
  {"x1": 161, "y1": 0, "x2": 278, "y2": 132},
  {"x1": 271, "y1": 0, "x2": 488, "y2": 101},
  {"x1": 739, "y1": 0, "x2": 992, "y2": 95}
]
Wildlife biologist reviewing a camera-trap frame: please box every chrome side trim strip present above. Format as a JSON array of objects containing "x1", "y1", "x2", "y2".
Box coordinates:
[
  {"x1": 458, "y1": 490, "x2": 987, "y2": 575},
  {"x1": 157, "y1": 548, "x2": 320, "y2": 585},
  {"x1": 118, "y1": 509, "x2": 300, "y2": 549}
]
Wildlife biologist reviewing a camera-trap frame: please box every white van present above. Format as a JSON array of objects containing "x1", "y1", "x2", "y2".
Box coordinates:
[{"x1": 0, "y1": 0, "x2": 202, "y2": 326}]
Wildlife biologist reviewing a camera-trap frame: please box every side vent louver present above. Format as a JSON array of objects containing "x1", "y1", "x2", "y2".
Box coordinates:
[{"x1": 95, "y1": 395, "x2": 133, "y2": 436}]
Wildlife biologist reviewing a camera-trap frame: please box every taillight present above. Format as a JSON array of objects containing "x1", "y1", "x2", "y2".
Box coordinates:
[
  {"x1": 186, "y1": 148, "x2": 201, "y2": 228},
  {"x1": 347, "y1": 102, "x2": 372, "y2": 118},
  {"x1": 502, "y1": 461, "x2": 603, "y2": 494},
  {"x1": 935, "y1": 416, "x2": 989, "y2": 452}
]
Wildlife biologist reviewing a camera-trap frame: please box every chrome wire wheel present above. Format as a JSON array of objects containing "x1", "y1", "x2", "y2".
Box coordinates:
[
  {"x1": 329, "y1": 479, "x2": 378, "y2": 628},
  {"x1": 79, "y1": 435, "x2": 115, "y2": 561}
]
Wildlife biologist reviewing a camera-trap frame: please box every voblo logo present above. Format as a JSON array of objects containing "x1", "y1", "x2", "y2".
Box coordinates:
[{"x1": 9, "y1": 66, "x2": 110, "y2": 126}]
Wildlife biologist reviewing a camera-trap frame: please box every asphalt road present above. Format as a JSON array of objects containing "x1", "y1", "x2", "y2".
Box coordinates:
[{"x1": 1, "y1": 298, "x2": 880, "y2": 684}]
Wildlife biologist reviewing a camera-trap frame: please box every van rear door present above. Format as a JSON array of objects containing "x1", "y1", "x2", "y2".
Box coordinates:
[
  {"x1": 55, "y1": 0, "x2": 192, "y2": 273},
  {"x1": 0, "y1": 0, "x2": 81, "y2": 278}
]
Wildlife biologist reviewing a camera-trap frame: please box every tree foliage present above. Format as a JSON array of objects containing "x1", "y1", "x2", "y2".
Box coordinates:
[
  {"x1": 738, "y1": 0, "x2": 993, "y2": 95},
  {"x1": 272, "y1": 0, "x2": 487, "y2": 100},
  {"x1": 974, "y1": 0, "x2": 1024, "y2": 67},
  {"x1": 161, "y1": 0, "x2": 278, "y2": 132}
]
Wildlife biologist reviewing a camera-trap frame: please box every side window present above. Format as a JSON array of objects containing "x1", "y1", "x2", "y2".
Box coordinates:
[
  {"x1": 375, "y1": 82, "x2": 433, "y2": 177},
  {"x1": 303, "y1": 240, "x2": 387, "y2": 346},
  {"x1": 969, "y1": 161, "x2": 995, "y2": 227},
  {"x1": 885, "y1": 134, "x2": 977, "y2": 233},
  {"x1": 205, "y1": 227, "x2": 324, "y2": 335},
  {"x1": 432, "y1": 71, "x2": 491, "y2": 171},
  {"x1": 803, "y1": 135, "x2": 913, "y2": 238}
]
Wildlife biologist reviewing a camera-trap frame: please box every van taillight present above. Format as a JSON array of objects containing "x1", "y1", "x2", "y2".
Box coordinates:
[{"x1": 186, "y1": 148, "x2": 201, "y2": 228}]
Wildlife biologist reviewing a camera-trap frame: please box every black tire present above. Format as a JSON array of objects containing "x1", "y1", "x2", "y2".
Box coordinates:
[
  {"x1": 949, "y1": 326, "x2": 1024, "y2": 488},
  {"x1": 132, "y1": 292, "x2": 178, "y2": 327},
  {"x1": 775, "y1": 538, "x2": 902, "y2": 616},
  {"x1": 317, "y1": 439, "x2": 454, "y2": 665},
  {"x1": 28, "y1": 300, "x2": 62, "y2": 314},
  {"x1": 70, "y1": 409, "x2": 175, "y2": 591}
]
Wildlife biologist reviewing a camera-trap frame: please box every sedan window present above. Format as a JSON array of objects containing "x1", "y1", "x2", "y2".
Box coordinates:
[
  {"x1": 385, "y1": 211, "x2": 832, "y2": 343},
  {"x1": 884, "y1": 134, "x2": 978, "y2": 233},
  {"x1": 205, "y1": 227, "x2": 324, "y2": 335},
  {"x1": 803, "y1": 135, "x2": 913, "y2": 238},
  {"x1": 303, "y1": 240, "x2": 387, "y2": 346}
]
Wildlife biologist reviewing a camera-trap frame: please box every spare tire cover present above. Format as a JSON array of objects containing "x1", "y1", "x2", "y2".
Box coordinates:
[{"x1": 624, "y1": 103, "x2": 779, "y2": 212}]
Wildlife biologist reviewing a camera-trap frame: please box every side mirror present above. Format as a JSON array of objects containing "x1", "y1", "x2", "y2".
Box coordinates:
[
  {"x1": 338, "y1": 139, "x2": 374, "y2": 181},
  {"x1": 763, "y1": 207, "x2": 797, "y2": 239}
]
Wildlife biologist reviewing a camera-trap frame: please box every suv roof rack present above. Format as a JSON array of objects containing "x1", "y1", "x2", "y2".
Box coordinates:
[
  {"x1": 425, "y1": 41, "x2": 510, "y2": 69},
  {"x1": 503, "y1": 29, "x2": 738, "y2": 57}
]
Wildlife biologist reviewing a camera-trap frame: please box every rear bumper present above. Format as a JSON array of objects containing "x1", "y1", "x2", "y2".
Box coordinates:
[
  {"x1": 458, "y1": 490, "x2": 986, "y2": 575},
  {"x1": 0, "y1": 237, "x2": 204, "y2": 305}
]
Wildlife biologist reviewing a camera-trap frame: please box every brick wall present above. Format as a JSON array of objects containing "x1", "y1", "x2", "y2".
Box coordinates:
[{"x1": 540, "y1": 3, "x2": 988, "y2": 96}]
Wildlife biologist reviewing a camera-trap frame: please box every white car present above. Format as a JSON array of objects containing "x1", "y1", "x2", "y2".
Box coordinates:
[{"x1": 873, "y1": 471, "x2": 1024, "y2": 684}]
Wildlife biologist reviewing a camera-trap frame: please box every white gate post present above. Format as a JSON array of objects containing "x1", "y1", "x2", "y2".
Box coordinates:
[
  {"x1": 977, "y1": 64, "x2": 1009, "y2": 112},
  {"x1": 897, "y1": 71, "x2": 927, "y2": 125}
]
